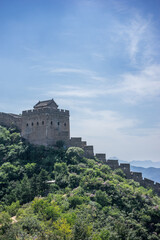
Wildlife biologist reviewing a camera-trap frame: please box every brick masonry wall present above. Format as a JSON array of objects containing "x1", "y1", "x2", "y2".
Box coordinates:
[
  {"x1": 0, "y1": 112, "x2": 22, "y2": 131},
  {"x1": 21, "y1": 108, "x2": 70, "y2": 146}
]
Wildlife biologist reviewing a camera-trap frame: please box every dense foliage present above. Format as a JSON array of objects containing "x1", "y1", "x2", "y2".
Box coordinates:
[{"x1": 0, "y1": 125, "x2": 160, "y2": 240}]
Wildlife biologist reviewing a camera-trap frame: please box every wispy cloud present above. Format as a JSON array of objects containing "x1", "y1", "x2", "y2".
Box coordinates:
[
  {"x1": 113, "y1": 14, "x2": 156, "y2": 66},
  {"x1": 44, "y1": 63, "x2": 160, "y2": 104},
  {"x1": 91, "y1": 52, "x2": 105, "y2": 61},
  {"x1": 109, "y1": 64, "x2": 160, "y2": 103},
  {"x1": 49, "y1": 67, "x2": 107, "y2": 82},
  {"x1": 111, "y1": 0, "x2": 129, "y2": 13},
  {"x1": 73, "y1": 108, "x2": 138, "y2": 133},
  {"x1": 50, "y1": 68, "x2": 92, "y2": 74},
  {"x1": 32, "y1": 64, "x2": 107, "y2": 83},
  {"x1": 46, "y1": 85, "x2": 106, "y2": 98}
]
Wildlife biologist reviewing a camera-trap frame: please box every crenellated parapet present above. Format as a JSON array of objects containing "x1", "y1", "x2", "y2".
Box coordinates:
[
  {"x1": 95, "y1": 154, "x2": 106, "y2": 163},
  {"x1": 120, "y1": 163, "x2": 131, "y2": 178},
  {"x1": 69, "y1": 137, "x2": 94, "y2": 158},
  {"x1": 95, "y1": 156, "x2": 160, "y2": 196},
  {"x1": 69, "y1": 137, "x2": 86, "y2": 148},
  {"x1": 83, "y1": 145, "x2": 94, "y2": 158},
  {"x1": 22, "y1": 108, "x2": 69, "y2": 117},
  {"x1": 106, "y1": 159, "x2": 119, "y2": 170},
  {"x1": 130, "y1": 172, "x2": 143, "y2": 183}
]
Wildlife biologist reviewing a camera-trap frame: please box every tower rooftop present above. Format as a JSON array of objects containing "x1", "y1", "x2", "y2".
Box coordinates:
[{"x1": 34, "y1": 99, "x2": 58, "y2": 109}]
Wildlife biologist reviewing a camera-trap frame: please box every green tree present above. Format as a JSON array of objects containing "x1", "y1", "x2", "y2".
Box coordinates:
[
  {"x1": 69, "y1": 173, "x2": 80, "y2": 188},
  {"x1": 37, "y1": 169, "x2": 49, "y2": 196},
  {"x1": 20, "y1": 174, "x2": 32, "y2": 203},
  {"x1": 54, "y1": 162, "x2": 69, "y2": 188}
]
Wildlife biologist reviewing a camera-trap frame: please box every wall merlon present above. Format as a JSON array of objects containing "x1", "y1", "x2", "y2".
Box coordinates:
[
  {"x1": 84, "y1": 145, "x2": 93, "y2": 150},
  {"x1": 120, "y1": 163, "x2": 131, "y2": 177},
  {"x1": 83, "y1": 145, "x2": 94, "y2": 158},
  {"x1": 155, "y1": 182, "x2": 160, "y2": 187},
  {"x1": 69, "y1": 137, "x2": 83, "y2": 148},
  {"x1": 22, "y1": 108, "x2": 69, "y2": 117},
  {"x1": 130, "y1": 171, "x2": 142, "y2": 182},
  {"x1": 95, "y1": 153, "x2": 106, "y2": 163},
  {"x1": 143, "y1": 178, "x2": 154, "y2": 185},
  {"x1": 120, "y1": 163, "x2": 130, "y2": 170},
  {"x1": 81, "y1": 141, "x2": 87, "y2": 147},
  {"x1": 70, "y1": 137, "x2": 82, "y2": 142},
  {"x1": 106, "y1": 159, "x2": 119, "y2": 170}
]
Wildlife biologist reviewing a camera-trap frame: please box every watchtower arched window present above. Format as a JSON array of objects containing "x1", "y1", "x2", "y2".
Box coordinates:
[
  {"x1": 42, "y1": 121, "x2": 44, "y2": 125},
  {"x1": 26, "y1": 123, "x2": 29, "y2": 127},
  {"x1": 32, "y1": 122, "x2": 34, "y2": 126},
  {"x1": 51, "y1": 121, "x2": 53, "y2": 125},
  {"x1": 64, "y1": 123, "x2": 66, "y2": 127},
  {"x1": 57, "y1": 122, "x2": 60, "y2": 126},
  {"x1": 37, "y1": 122, "x2": 39, "y2": 126}
]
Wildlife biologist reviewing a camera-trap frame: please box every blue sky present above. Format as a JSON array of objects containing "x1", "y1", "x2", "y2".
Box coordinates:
[{"x1": 0, "y1": 0, "x2": 160, "y2": 161}]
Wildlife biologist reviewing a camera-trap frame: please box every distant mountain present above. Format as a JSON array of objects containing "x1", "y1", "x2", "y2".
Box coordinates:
[
  {"x1": 118, "y1": 159, "x2": 160, "y2": 168},
  {"x1": 118, "y1": 159, "x2": 160, "y2": 183},
  {"x1": 130, "y1": 160, "x2": 160, "y2": 168},
  {"x1": 130, "y1": 166, "x2": 160, "y2": 183}
]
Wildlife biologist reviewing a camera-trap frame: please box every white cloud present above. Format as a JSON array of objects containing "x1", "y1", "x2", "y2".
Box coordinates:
[
  {"x1": 45, "y1": 63, "x2": 160, "y2": 103},
  {"x1": 49, "y1": 67, "x2": 108, "y2": 82},
  {"x1": 50, "y1": 68, "x2": 92, "y2": 75},
  {"x1": 110, "y1": 64, "x2": 160, "y2": 103},
  {"x1": 47, "y1": 85, "x2": 107, "y2": 98},
  {"x1": 72, "y1": 108, "x2": 138, "y2": 135}
]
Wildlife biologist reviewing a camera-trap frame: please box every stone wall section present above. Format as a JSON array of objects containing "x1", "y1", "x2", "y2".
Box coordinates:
[
  {"x1": 69, "y1": 137, "x2": 94, "y2": 158},
  {"x1": 83, "y1": 146, "x2": 94, "y2": 158},
  {"x1": 0, "y1": 112, "x2": 22, "y2": 131},
  {"x1": 95, "y1": 154, "x2": 106, "y2": 163},
  {"x1": 95, "y1": 155, "x2": 160, "y2": 196}
]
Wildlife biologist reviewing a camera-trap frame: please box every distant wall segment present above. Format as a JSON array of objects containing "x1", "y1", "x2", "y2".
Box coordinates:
[
  {"x1": 95, "y1": 155, "x2": 160, "y2": 196},
  {"x1": 0, "y1": 112, "x2": 22, "y2": 131}
]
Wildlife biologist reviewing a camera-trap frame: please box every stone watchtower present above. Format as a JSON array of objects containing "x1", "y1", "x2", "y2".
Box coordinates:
[
  {"x1": 21, "y1": 99, "x2": 70, "y2": 146},
  {"x1": 0, "y1": 99, "x2": 94, "y2": 158}
]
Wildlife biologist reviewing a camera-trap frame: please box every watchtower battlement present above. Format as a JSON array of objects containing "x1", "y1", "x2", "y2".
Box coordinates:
[
  {"x1": 21, "y1": 100, "x2": 70, "y2": 146},
  {"x1": 22, "y1": 108, "x2": 69, "y2": 116},
  {"x1": 0, "y1": 99, "x2": 70, "y2": 147}
]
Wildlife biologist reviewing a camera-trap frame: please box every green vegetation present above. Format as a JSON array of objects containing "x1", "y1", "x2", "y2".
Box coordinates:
[{"x1": 0, "y1": 125, "x2": 160, "y2": 239}]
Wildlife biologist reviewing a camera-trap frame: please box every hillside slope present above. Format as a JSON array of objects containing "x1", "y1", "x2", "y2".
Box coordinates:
[{"x1": 0, "y1": 125, "x2": 160, "y2": 240}]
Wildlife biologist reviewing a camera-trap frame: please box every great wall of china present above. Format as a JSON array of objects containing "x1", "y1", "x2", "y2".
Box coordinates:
[
  {"x1": 0, "y1": 99, "x2": 160, "y2": 196},
  {"x1": 95, "y1": 154, "x2": 160, "y2": 196}
]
